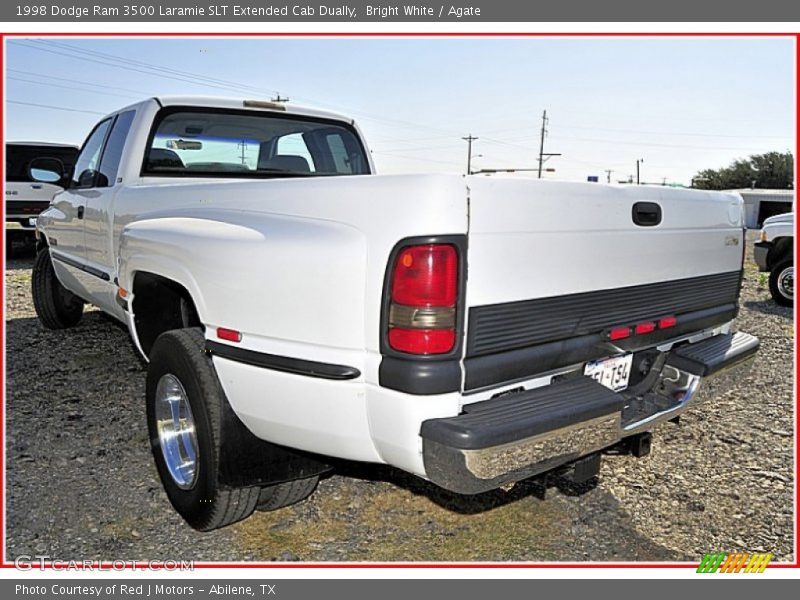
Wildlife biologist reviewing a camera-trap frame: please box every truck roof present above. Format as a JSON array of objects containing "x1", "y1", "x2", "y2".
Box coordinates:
[{"x1": 151, "y1": 96, "x2": 356, "y2": 124}]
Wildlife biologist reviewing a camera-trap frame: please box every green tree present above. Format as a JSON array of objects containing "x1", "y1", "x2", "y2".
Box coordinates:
[{"x1": 692, "y1": 151, "x2": 794, "y2": 190}]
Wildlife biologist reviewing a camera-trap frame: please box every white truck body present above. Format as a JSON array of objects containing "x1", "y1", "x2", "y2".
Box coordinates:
[
  {"x1": 33, "y1": 96, "x2": 759, "y2": 530},
  {"x1": 754, "y1": 211, "x2": 794, "y2": 306}
]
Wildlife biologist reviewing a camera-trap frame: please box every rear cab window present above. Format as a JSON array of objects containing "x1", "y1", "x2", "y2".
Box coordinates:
[{"x1": 142, "y1": 107, "x2": 371, "y2": 179}]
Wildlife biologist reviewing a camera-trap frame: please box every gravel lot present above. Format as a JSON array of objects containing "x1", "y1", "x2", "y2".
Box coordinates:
[{"x1": 4, "y1": 234, "x2": 795, "y2": 563}]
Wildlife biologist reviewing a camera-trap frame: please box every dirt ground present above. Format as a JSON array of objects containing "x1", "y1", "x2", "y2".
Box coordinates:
[{"x1": 4, "y1": 233, "x2": 794, "y2": 563}]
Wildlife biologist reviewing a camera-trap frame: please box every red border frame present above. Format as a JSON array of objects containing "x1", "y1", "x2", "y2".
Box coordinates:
[{"x1": 0, "y1": 30, "x2": 797, "y2": 571}]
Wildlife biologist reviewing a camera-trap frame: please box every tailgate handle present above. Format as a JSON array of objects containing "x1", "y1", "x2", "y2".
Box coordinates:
[{"x1": 632, "y1": 202, "x2": 662, "y2": 226}]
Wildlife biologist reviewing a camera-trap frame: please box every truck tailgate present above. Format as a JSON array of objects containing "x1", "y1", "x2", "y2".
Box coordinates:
[{"x1": 462, "y1": 177, "x2": 744, "y2": 390}]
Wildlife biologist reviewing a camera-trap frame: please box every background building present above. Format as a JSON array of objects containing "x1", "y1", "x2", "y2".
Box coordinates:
[{"x1": 731, "y1": 188, "x2": 794, "y2": 228}]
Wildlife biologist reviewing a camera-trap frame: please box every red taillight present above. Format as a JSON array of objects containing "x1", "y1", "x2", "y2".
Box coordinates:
[
  {"x1": 217, "y1": 327, "x2": 242, "y2": 343},
  {"x1": 658, "y1": 316, "x2": 677, "y2": 329},
  {"x1": 388, "y1": 244, "x2": 458, "y2": 355},
  {"x1": 388, "y1": 328, "x2": 456, "y2": 355},
  {"x1": 635, "y1": 321, "x2": 656, "y2": 335},
  {"x1": 391, "y1": 245, "x2": 458, "y2": 307},
  {"x1": 608, "y1": 326, "x2": 631, "y2": 341}
]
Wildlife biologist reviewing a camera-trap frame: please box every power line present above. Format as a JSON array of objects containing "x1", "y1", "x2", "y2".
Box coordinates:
[
  {"x1": 7, "y1": 76, "x2": 140, "y2": 100},
  {"x1": 7, "y1": 68, "x2": 150, "y2": 96},
  {"x1": 6, "y1": 100, "x2": 106, "y2": 115},
  {"x1": 11, "y1": 39, "x2": 467, "y2": 142}
]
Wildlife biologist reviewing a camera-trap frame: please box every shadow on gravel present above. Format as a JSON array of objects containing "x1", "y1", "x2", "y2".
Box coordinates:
[
  {"x1": 324, "y1": 460, "x2": 602, "y2": 515},
  {"x1": 5, "y1": 256, "x2": 35, "y2": 271},
  {"x1": 742, "y1": 299, "x2": 793, "y2": 318}
]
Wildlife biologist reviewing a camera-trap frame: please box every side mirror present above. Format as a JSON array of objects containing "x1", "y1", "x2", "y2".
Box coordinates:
[
  {"x1": 29, "y1": 157, "x2": 65, "y2": 184},
  {"x1": 77, "y1": 169, "x2": 97, "y2": 188}
]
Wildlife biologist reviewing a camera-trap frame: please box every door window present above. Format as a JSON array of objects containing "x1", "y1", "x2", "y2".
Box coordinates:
[
  {"x1": 71, "y1": 119, "x2": 113, "y2": 188},
  {"x1": 97, "y1": 110, "x2": 135, "y2": 187}
]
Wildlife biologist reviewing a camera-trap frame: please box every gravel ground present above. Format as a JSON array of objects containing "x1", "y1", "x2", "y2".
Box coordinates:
[{"x1": 4, "y1": 234, "x2": 795, "y2": 563}]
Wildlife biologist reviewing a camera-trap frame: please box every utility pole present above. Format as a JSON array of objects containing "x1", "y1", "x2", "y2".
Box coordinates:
[
  {"x1": 636, "y1": 158, "x2": 644, "y2": 185},
  {"x1": 462, "y1": 134, "x2": 478, "y2": 175},
  {"x1": 271, "y1": 93, "x2": 290, "y2": 102},
  {"x1": 605, "y1": 169, "x2": 614, "y2": 184},
  {"x1": 237, "y1": 140, "x2": 248, "y2": 165},
  {"x1": 537, "y1": 110, "x2": 561, "y2": 178}
]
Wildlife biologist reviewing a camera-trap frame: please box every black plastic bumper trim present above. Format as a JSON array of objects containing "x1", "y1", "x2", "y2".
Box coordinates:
[
  {"x1": 666, "y1": 331, "x2": 760, "y2": 377},
  {"x1": 421, "y1": 377, "x2": 624, "y2": 450},
  {"x1": 206, "y1": 340, "x2": 361, "y2": 381},
  {"x1": 379, "y1": 356, "x2": 461, "y2": 395},
  {"x1": 463, "y1": 304, "x2": 737, "y2": 392},
  {"x1": 51, "y1": 251, "x2": 111, "y2": 281}
]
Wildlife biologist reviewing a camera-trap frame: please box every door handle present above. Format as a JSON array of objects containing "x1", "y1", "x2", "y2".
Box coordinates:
[
  {"x1": 77, "y1": 206, "x2": 85, "y2": 219},
  {"x1": 632, "y1": 202, "x2": 662, "y2": 227}
]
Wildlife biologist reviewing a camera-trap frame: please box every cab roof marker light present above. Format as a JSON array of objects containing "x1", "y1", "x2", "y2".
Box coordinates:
[{"x1": 243, "y1": 100, "x2": 286, "y2": 111}]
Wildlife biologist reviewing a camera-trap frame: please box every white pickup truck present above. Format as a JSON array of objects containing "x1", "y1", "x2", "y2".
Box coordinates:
[
  {"x1": 754, "y1": 212, "x2": 793, "y2": 307},
  {"x1": 33, "y1": 97, "x2": 759, "y2": 531},
  {"x1": 5, "y1": 142, "x2": 78, "y2": 256}
]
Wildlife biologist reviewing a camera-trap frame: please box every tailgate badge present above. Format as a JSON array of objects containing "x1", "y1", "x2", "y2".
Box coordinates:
[{"x1": 725, "y1": 235, "x2": 740, "y2": 246}]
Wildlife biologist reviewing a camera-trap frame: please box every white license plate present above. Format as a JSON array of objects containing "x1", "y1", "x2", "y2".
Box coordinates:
[
  {"x1": 584, "y1": 354, "x2": 633, "y2": 392},
  {"x1": 28, "y1": 217, "x2": 37, "y2": 227}
]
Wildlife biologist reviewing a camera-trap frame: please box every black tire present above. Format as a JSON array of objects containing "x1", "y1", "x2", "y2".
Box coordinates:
[
  {"x1": 31, "y1": 249, "x2": 84, "y2": 329},
  {"x1": 256, "y1": 476, "x2": 319, "y2": 512},
  {"x1": 769, "y1": 258, "x2": 794, "y2": 307},
  {"x1": 146, "y1": 328, "x2": 260, "y2": 531}
]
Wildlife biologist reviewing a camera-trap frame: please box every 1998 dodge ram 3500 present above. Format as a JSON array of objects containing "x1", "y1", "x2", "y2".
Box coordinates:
[{"x1": 33, "y1": 97, "x2": 760, "y2": 531}]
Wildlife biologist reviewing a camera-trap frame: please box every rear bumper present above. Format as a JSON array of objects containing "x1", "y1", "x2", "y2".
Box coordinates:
[
  {"x1": 420, "y1": 331, "x2": 759, "y2": 494},
  {"x1": 753, "y1": 241, "x2": 771, "y2": 271}
]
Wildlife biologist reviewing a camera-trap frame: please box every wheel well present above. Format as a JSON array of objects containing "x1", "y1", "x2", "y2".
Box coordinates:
[
  {"x1": 132, "y1": 272, "x2": 202, "y2": 358},
  {"x1": 35, "y1": 233, "x2": 49, "y2": 254},
  {"x1": 769, "y1": 237, "x2": 794, "y2": 270}
]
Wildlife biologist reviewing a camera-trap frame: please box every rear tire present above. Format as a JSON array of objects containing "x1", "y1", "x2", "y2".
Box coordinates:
[
  {"x1": 769, "y1": 258, "x2": 793, "y2": 307},
  {"x1": 146, "y1": 328, "x2": 260, "y2": 531},
  {"x1": 31, "y1": 249, "x2": 84, "y2": 329},
  {"x1": 256, "y1": 476, "x2": 319, "y2": 512}
]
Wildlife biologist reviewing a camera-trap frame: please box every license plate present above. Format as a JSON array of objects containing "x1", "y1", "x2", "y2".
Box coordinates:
[
  {"x1": 584, "y1": 354, "x2": 633, "y2": 392},
  {"x1": 28, "y1": 217, "x2": 37, "y2": 227}
]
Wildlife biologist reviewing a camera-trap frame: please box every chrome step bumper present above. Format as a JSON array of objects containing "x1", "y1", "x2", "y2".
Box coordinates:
[{"x1": 420, "y1": 332, "x2": 759, "y2": 494}]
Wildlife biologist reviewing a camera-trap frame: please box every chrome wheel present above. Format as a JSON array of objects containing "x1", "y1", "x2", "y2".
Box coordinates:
[
  {"x1": 155, "y1": 374, "x2": 198, "y2": 490},
  {"x1": 778, "y1": 266, "x2": 794, "y2": 300}
]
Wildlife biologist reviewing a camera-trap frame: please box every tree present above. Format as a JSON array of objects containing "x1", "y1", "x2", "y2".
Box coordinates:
[{"x1": 692, "y1": 151, "x2": 794, "y2": 190}]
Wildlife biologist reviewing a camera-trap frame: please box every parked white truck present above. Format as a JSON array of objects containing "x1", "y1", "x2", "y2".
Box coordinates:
[
  {"x1": 32, "y1": 97, "x2": 759, "y2": 531},
  {"x1": 5, "y1": 142, "x2": 78, "y2": 256},
  {"x1": 754, "y1": 212, "x2": 793, "y2": 307}
]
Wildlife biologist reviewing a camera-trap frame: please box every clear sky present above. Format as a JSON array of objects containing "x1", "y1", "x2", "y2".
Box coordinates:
[{"x1": 4, "y1": 37, "x2": 795, "y2": 185}]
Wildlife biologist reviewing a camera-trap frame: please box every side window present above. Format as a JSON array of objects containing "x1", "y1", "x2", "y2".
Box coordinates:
[
  {"x1": 97, "y1": 110, "x2": 135, "y2": 187},
  {"x1": 325, "y1": 133, "x2": 353, "y2": 174},
  {"x1": 71, "y1": 119, "x2": 112, "y2": 188}
]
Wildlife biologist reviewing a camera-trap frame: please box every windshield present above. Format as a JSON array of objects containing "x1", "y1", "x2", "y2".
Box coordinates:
[{"x1": 143, "y1": 108, "x2": 370, "y2": 178}]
